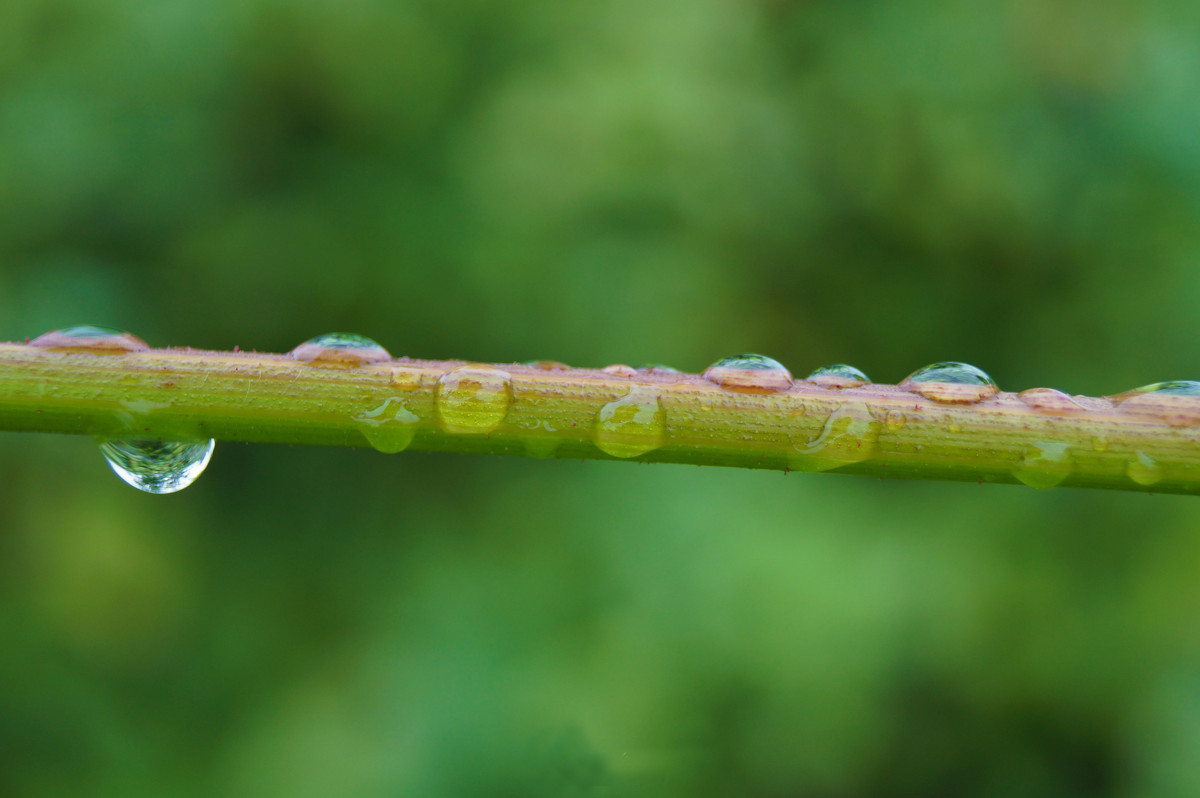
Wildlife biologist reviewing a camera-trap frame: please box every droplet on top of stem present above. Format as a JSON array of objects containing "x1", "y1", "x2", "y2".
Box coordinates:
[
  {"x1": 290, "y1": 333, "x2": 392, "y2": 367},
  {"x1": 30, "y1": 325, "x2": 149, "y2": 353},
  {"x1": 807, "y1": 364, "x2": 869, "y2": 388},
  {"x1": 703, "y1": 354, "x2": 793, "y2": 393},
  {"x1": 901, "y1": 362, "x2": 999, "y2": 404}
]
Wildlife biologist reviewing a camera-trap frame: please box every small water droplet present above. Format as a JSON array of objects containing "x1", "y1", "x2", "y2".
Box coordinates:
[
  {"x1": 594, "y1": 385, "x2": 666, "y2": 458},
  {"x1": 290, "y1": 333, "x2": 391, "y2": 367},
  {"x1": 1017, "y1": 388, "x2": 1086, "y2": 414},
  {"x1": 1012, "y1": 442, "x2": 1073, "y2": 490},
  {"x1": 97, "y1": 438, "x2": 214, "y2": 494},
  {"x1": 1127, "y1": 451, "x2": 1163, "y2": 486},
  {"x1": 356, "y1": 397, "x2": 420, "y2": 453},
  {"x1": 30, "y1": 325, "x2": 149, "y2": 353},
  {"x1": 436, "y1": 365, "x2": 514, "y2": 433},
  {"x1": 1092, "y1": 436, "x2": 1110, "y2": 452},
  {"x1": 639, "y1": 364, "x2": 681, "y2": 375},
  {"x1": 524, "y1": 360, "x2": 571, "y2": 371},
  {"x1": 603, "y1": 364, "x2": 638, "y2": 377},
  {"x1": 788, "y1": 401, "x2": 880, "y2": 472},
  {"x1": 807, "y1": 364, "x2": 869, "y2": 388},
  {"x1": 1112, "y1": 381, "x2": 1200, "y2": 427},
  {"x1": 901, "y1": 362, "x2": 999, "y2": 404},
  {"x1": 703, "y1": 354, "x2": 793, "y2": 393},
  {"x1": 884, "y1": 410, "x2": 907, "y2": 432}
]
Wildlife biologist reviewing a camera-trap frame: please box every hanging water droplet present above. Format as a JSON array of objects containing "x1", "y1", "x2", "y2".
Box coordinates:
[
  {"x1": 807, "y1": 364, "x2": 869, "y2": 388},
  {"x1": 703, "y1": 354, "x2": 793, "y2": 393},
  {"x1": 1112, "y1": 381, "x2": 1200, "y2": 427},
  {"x1": 788, "y1": 400, "x2": 880, "y2": 472},
  {"x1": 1012, "y1": 442, "x2": 1073, "y2": 490},
  {"x1": 602, "y1": 364, "x2": 638, "y2": 378},
  {"x1": 436, "y1": 365, "x2": 514, "y2": 433},
  {"x1": 355, "y1": 397, "x2": 420, "y2": 453},
  {"x1": 594, "y1": 385, "x2": 666, "y2": 458},
  {"x1": 30, "y1": 325, "x2": 149, "y2": 353},
  {"x1": 290, "y1": 333, "x2": 391, "y2": 367},
  {"x1": 1017, "y1": 388, "x2": 1086, "y2": 414},
  {"x1": 1127, "y1": 451, "x2": 1163, "y2": 486},
  {"x1": 97, "y1": 438, "x2": 215, "y2": 494},
  {"x1": 901, "y1": 362, "x2": 999, "y2": 404}
]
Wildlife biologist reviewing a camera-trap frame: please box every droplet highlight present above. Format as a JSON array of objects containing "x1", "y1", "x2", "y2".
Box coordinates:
[
  {"x1": 436, "y1": 365, "x2": 514, "y2": 433},
  {"x1": 901, "y1": 362, "x2": 999, "y2": 404},
  {"x1": 703, "y1": 354, "x2": 793, "y2": 393},
  {"x1": 98, "y1": 438, "x2": 215, "y2": 494},
  {"x1": 1012, "y1": 442, "x2": 1073, "y2": 490},
  {"x1": 356, "y1": 397, "x2": 420, "y2": 453},
  {"x1": 291, "y1": 333, "x2": 391, "y2": 368},
  {"x1": 30, "y1": 325, "x2": 149, "y2": 353},
  {"x1": 788, "y1": 401, "x2": 880, "y2": 472},
  {"x1": 594, "y1": 385, "x2": 666, "y2": 458},
  {"x1": 807, "y1": 364, "x2": 869, "y2": 389}
]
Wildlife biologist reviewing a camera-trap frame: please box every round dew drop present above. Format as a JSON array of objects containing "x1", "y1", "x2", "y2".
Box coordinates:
[
  {"x1": 594, "y1": 385, "x2": 666, "y2": 458},
  {"x1": 290, "y1": 333, "x2": 392, "y2": 367},
  {"x1": 703, "y1": 354, "x2": 793, "y2": 393},
  {"x1": 98, "y1": 438, "x2": 215, "y2": 494},
  {"x1": 602, "y1": 364, "x2": 638, "y2": 378},
  {"x1": 1127, "y1": 452, "x2": 1164, "y2": 487},
  {"x1": 356, "y1": 397, "x2": 420, "y2": 453},
  {"x1": 901, "y1": 362, "x2": 999, "y2": 404},
  {"x1": 807, "y1": 364, "x2": 869, "y2": 389},
  {"x1": 436, "y1": 365, "x2": 514, "y2": 433},
  {"x1": 30, "y1": 325, "x2": 149, "y2": 353},
  {"x1": 1017, "y1": 388, "x2": 1086, "y2": 414},
  {"x1": 1012, "y1": 442, "x2": 1073, "y2": 490}
]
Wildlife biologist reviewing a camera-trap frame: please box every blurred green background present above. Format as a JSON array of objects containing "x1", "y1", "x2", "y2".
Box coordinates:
[{"x1": 3, "y1": 0, "x2": 1200, "y2": 795}]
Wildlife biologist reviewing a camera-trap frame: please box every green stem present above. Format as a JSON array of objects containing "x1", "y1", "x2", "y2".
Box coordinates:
[{"x1": 1, "y1": 343, "x2": 1197, "y2": 494}]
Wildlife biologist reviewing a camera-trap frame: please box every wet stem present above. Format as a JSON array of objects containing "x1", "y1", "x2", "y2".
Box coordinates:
[{"x1": 1, "y1": 342, "x2": 1199, "y2": 495}]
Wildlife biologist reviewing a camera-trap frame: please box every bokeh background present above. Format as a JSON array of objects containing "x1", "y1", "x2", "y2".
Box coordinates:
[{"x1": 3, "y1": 0, "x2": 1200, "y2": 795}]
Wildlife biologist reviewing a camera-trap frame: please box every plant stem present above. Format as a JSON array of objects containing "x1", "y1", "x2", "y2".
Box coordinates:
[{"x1": 1, "y1": 343, "x2": 1197, "y2": 494}]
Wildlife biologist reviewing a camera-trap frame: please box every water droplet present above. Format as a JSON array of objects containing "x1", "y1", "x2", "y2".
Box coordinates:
[
  {"x1": 524, "y1": 360, "x2": 571, "y2": 371},
  {"x1": 788, "y1": 401, "x2": 880, "y2": 472},
  {"x1": 30, "y1": 325, "x2": 149, "y2": 353},
  {"x1": 594, "y1": 385, "x2": 666, "y2": 458},
  {"x1": 603, "y1": 364, "x2": 638, "y2": 377},
  {"x1": 639, "y1": 364, "x2": 681, "y2": 375},
  {"x1": 97, "y1": 438, "x2": 214, "y2": 494},
  {"x1": 1127, "y1": 451, "x2": 1163, "y2": 486},
  {"x1": 290, "y1": 333, "x2": 391, "y2": 367},
  {"x1": 901, "y1": 362, "x2": 999, "y2": 404},
  {"x1": 703, "y1": 354, "x2": 793, "y2": 393},
  {"x1": 1012, "y1": 442, "x2": 1073, "y2": 490},
  {"x1": 807, "y1": 364, "x2": 869, "y2": 388},
  {"x1": 1018, "y1": 388, "x2": 1085, "y2": 414},
  {"x1": 884, "y1": 410, "x2": 907, "y2": 432},
  {"x1": 1112, "y1": 381, "x2": 1200, "y2": 427},
  {"x1": 1092, "y1": 436, "x2": 1110, "y2": 453},
  {"x1": 436, "y1": 365, "x2": 513, "y2": 433},
  {"x1": 356, "y1": 397, "x2": 420, "y2": 453}
]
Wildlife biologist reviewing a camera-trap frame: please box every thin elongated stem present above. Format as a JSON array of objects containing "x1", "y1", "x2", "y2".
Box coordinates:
[{"x1": 0, "y1": 342, "x2": 1198, "y2": 494}]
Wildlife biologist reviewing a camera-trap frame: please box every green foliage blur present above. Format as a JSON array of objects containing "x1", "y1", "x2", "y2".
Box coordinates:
[{"x1": 3, "y1": 1, "x2": 1200, "y2": 795}]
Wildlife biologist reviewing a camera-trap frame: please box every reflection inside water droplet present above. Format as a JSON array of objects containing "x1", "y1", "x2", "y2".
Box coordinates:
[
  {"x1": 703, "y1": 354, "x2": 793, "y2": 393},
  {"x1": 594, "y1": 385, "x2": 666, "y2": 458},
  {"x1": 1112, "y1": 381, "x2": 1200, "y2": 426},
  {"x1": 1017, "y1": 388, "x2": 1086, "y2": 414},
  {"x1": 1012, "y1": 442, "x2": 1073, "y2": 490},
  {"x1": 30, "y1": 325, "x2": 149, "y2": 353},
  {"x1": 788, "y1": 401, "x2": 880, "y2": 472},
  {"x1": 290, "y1": 333, "x2": 391, "y2": 367},
  {"x1": 901, "y1": 362, "x2": 999, "y2": 404},
  {"x1": 807, "y1": 364, "x2": 869, "y2": 388},
  {"x1": 356, "y1": 397, "x2": 420, "y2": 453},
  {"x1": 1127, "y1": 452, "x2": 1163, "y2": 486},
  {"x1": 436, "y1": 365, "x2": 514, "y2": 433},
  {"x1": 97, "y1": 438, "x2": 215, "y2": 494}
]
